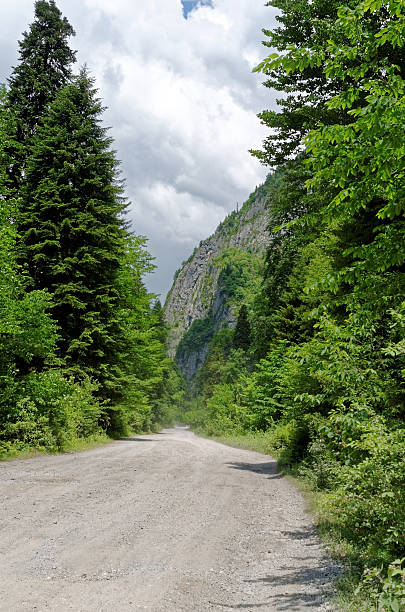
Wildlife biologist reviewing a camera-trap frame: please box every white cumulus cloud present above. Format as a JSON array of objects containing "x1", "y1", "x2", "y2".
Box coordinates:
[{"x1": 0, "y1": 0, "x2": 278, "y2": 298}]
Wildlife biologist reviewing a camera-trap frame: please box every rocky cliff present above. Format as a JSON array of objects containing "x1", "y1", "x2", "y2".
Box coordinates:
[{"x1": 164, "y1": 174, "x2": 275, "y2": 378}]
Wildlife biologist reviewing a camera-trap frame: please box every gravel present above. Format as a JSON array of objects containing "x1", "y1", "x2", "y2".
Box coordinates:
[{"x1": 0, "y1": 427, "x2": 340, "y2": 611}]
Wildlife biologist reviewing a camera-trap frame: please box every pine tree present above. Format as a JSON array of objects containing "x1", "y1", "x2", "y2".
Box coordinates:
[
  {"x1": 18, "y1": 69, "x2": 127, "y2": 388},
  {"x1": 233, "y1": 304, "x2": 251, "y2": 352},
  {"x1": 151, "y1": 300, "x2": 168, "y2": 345},
  {"x1": 6, "y1": 0, "x2": 76, "y2": 186},
  {"x1": 8, "y1": 0, "x2": 76, "y2": 142},
  {"x1": 0, "y1": 86, "x2": 57, "y2": 378}
]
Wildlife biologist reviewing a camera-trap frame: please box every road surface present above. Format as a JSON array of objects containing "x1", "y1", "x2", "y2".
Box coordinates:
[{"x1": 0, "y1": 427, "x2": 339, "y2": 611}]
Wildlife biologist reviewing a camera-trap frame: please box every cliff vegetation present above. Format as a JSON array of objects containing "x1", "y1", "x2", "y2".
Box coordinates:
[{"x1": 164, "y1": 172, "x2": 280, "y2": 378}]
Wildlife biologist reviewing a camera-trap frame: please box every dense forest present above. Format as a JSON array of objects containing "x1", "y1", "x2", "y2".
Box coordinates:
[
  {"x1": 0, "y1": 0, "x2": 183, "y2": 457},
  {"x1": 181, "y1": 0, "x2": 405, "y2": 609}
]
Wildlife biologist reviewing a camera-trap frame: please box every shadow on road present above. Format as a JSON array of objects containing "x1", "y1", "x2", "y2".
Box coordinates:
[
  {"x1": 226, "y1": 460, "x2": 280, "y2": 479},
  {"x1": 278, "y1": 527, "x2": 319, "y2": 542},
  {"x1": 119, "y1": 437, "x2": 162, "y2": 443},
  {"x1": 244, "y1": 560, "x2": 337, "y2": 610}
]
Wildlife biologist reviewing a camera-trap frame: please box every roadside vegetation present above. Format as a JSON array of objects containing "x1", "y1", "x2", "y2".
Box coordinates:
[
  {"x1": 0, "y1": 1, "x2": 184, "y2": 460},
  {"x1": 182, "y1": 1, "x2": 405, "y2": 609},
  {"x1": 1, "y1": 1, "x2": 404, "y2": 608}
]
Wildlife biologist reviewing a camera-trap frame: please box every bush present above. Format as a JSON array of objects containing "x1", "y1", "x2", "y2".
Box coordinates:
[
  {"x1": 318, "y1": 427, "x2": 405, "y2": 567},
  {"x1": 0, "y1": 370, "x2": 101, "y2": 453},
  {"x1": 298, "y1": 438, "x2": 339, "y2": 490},
  {"x1": 262, "y1": 420, "x2": 309, "y2": 467},
  {"x1": 356, "y1": 559, "x2": 405, "y2": 612},
  {"x1": 182, "y1": 398, "x2": 208, "y2": 431}
]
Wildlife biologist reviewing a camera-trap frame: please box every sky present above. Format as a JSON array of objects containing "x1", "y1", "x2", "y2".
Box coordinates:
[{"x1": 0, "y1": 0, "x2": 278, "y2": 299}]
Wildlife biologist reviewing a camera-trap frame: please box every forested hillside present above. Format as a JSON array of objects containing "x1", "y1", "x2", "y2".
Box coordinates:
[
  {"x1": 0, "y1": 0, "x2": 183, "y2": 457},
  {"x1": 180, "y1": 1, "x2": 405, "y2": 609}
]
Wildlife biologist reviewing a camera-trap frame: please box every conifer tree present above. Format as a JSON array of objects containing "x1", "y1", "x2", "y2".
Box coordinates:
[
  {"x1": 7, "y1": 0, "x2": 76, "y2": 160},
  {"x1": 18, "y1": 69, "x2": 127, "y2": 389},
  {"x1": 0, "y1": 87, "x2": 57, "y2": 378},
  {"x1": 151, "y1": 300, "x2": 168, "y2": 345},
  {"x1": 233, "y1": 304, "x2": 251, "y2": 352}
]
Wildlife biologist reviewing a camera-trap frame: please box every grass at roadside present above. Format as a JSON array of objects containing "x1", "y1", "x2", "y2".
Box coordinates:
[
  {"x1": 211, "y1": 430, "x2": 278, "y2": 455},
  {"x1": 0, "y1": 432, "x2": 119, "y2": 462},
  {"x1": 0, "y1": 420, "x2": 174, "y2": 462},
  {"x1": 195, "y1": 428, "x2": 293, "y2": 457},
  {"x1": 61, "y1": 433, "x2": 118, "y2": 453}
]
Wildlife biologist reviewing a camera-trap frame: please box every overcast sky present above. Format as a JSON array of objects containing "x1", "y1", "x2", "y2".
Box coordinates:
[{"x1": 0, "y1": 0, "x2": 278, "y2": 299}]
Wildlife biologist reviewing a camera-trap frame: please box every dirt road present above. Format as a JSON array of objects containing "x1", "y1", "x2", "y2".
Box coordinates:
[{"x1": 0, "y1": 427, "x2": 339, "y2": 611}]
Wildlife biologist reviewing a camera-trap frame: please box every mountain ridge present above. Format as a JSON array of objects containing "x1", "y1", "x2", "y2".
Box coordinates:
[{"x1": 164, "y1": 173, "x2": 276, "y2": 378}]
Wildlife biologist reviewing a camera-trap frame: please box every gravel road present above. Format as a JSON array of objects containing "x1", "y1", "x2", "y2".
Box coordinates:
[{"x1": 0, "y1": 427, "x2": 340, "y2": 611}]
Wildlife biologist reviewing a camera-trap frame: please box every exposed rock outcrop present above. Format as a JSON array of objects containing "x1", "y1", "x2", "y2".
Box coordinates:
[{"x1": 164, "y1": 175, "x2": 275, "y2": 378}]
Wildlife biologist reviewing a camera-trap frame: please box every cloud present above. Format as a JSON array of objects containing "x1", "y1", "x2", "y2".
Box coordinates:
[{"x1": 0, "y1": 0, "x2": 278, "y2": 298}]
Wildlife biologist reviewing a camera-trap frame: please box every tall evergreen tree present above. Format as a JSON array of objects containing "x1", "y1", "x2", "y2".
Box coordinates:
[
  {"x1": 6, "y1": 0, "x2": 76, "y2": 186},
  {"x1": 0, "y1": 86, "x2": 57, "y2": 378},
  {"x1": 18, "y1": 69, "x2": 127, "y2": 389},
  {"x1": 233, "y1": 304, "x2": 251, "y2": 351},
  {"x1": 8, "y1": 0, "x2": 76, "y2": 141}
]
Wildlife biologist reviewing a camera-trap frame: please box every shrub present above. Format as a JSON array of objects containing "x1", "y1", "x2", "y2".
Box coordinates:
[
  {"x1": 356, "y1": 559, "x2": 405, "y2": 612},
  {"x1": 0, "y1": 370, "x2": 101, "y2": 452},
  {"x1": 318, "y1": 427, "x2": 405, "y2": 567}
]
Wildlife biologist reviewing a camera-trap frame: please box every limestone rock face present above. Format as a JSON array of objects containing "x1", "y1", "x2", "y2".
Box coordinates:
[{"x1": 164, "y1": 177, "x2": 273, "y2": 378}]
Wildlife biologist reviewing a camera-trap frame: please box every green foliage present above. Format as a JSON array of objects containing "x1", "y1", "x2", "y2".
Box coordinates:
[
  {"x1": 1, "y1": 90, "x2": 58, "y2": 397},
  {"x1": 0, "y1": 371, "x2": 101, "y2": 455},
  {"x1": 182, "y1": 397, "x2": 207, "y2": 431},
  {"x1": 193, "y1": 330, "x2": 239, "y2": 396},
  {"x1": 256, "y1": 0, "x2": 405, "y2": 278},
  {"x1": 180, "y1": 4, "x2": 405, "y2": 610},
  {"x1": 233, "y1": 304, "x2": 251, "y2": 351},
  {"x1": 176, "y1": 316, "x2": 214, "y2": 363},
  {"x1": 302, "y1": 1, "x2": 405, "y2": 276},
  {"x1": 0, "y1": 205, "x2": 57, "y2": 377},
  {"x1": 17, "y1": 69, "x2": 127, "y2": 389},
  {"x1": 0, "y1": 2, "x2": 177, "y2": 458},
  {"x1": 251, "y1": 0, "x2": 354, "y2": 166},
  {"x1": 355, "y1": 559, "x2": 405, "y2": 612},
  {"x1": 251, "y1": 158, "x2": 334, "y2": 358},
  {"x1": 238, "y1": 343, "x2": 288, "y2": 427},
  {"x1": 154, "y1": 362, "x2": 187, "y2": 428},
  {"x1": 216, "y1": 248, "x2": 263, "y2": 307},
  {"x1": 318, "y1": 427, "x2": 405, "y2": 563},
  {"x1": 6, "y1": 0, "x2": 76, "y2": 186}
]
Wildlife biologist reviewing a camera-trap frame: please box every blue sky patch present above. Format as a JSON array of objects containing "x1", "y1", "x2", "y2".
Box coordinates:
[{"x1": 182, "y1": 1, "x2": 213, "y2": 19}]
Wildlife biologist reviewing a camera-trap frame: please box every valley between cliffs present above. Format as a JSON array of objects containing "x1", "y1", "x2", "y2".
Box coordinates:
[{"x1": 164, "y1": 175, "x2": 276, "y2": 378}]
